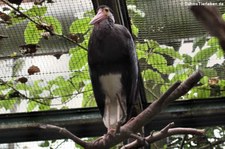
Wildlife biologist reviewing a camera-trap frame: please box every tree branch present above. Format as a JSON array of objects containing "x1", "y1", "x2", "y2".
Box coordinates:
[
  {"x1": 0, "y1": 70, "x2": 203, "y2": 148},
  {"x1": 39, "y1": 70, "x2": 203, "y2": 148},
  {"x1": 122, "y1": 122, "x2": 204, "y2": 149},
  {"x1": 38, "y1": 124, "x2": 88, "y2": 147}
]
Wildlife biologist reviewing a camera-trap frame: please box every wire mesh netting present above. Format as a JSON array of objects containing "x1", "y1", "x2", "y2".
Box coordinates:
[
  {"x1": 0, "y1": 0, "x2": 94, "y2": 113},
  {"x1": 127, "y1": 0, "x2": 225, "y2": 101},
  {"x1": 0, "y1": 0, "x2": 225, "y2": 114}
]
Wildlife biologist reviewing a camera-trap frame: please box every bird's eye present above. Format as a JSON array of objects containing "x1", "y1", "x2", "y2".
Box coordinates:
[{"x1": 105, "y1": 8, "x2": 109, "y2": 12}]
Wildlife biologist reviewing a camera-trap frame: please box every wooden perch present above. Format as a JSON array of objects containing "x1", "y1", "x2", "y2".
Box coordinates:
[
  {"x1": 36, "y1": 70, "x2": 204, "y2": 148},
  {"x1": 190, "y1": 5, "x2": 225, "y2": 51}
]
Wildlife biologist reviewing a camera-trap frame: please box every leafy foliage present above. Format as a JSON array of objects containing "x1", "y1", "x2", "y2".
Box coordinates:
[{"x1": 24, "y1": 21, "x2": 43, "y2": 44}]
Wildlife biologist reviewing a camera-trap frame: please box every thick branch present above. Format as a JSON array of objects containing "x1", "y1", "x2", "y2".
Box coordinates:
[
  {"x1": 86, "y1": 70, "x2": 203, "y2": 148},
  {"x1": 7, "y1": 70, "x2": 203, "y2": 148}
]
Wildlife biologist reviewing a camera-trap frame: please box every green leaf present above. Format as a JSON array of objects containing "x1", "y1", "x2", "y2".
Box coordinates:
[
  {"x1": 24, "y1": 22, "x2": 42, "y2": 44},
  {"x1": 82, "y1": 83, "x2": 96, "y2": 107},
  {"x1": 219, "y1": 80, "x2": 225, "y2": 87},
  {"x1": 25, "y1": 5, "x2": 47, "y2": 17},
  {"x1": 200, "y1": 76, "x2": 209, "y2": 85},
  {"x1": 183, "y1": 54, "x2": 192, "y2": 63},
  {"x1": 222, "y1": 13, "x2": 225, "y2": 21},
  {"x1": 69, "y1": 17, "x2": 91, "y2": 34},
  {"x1": 42, "y1": 16, "x2": 62, "y2": 35},
  {"x1": 147, "y1": 53, "x2": 167, "y2": 70},
  {"x1": 51, "y1": 77, "x2": 75, "y2": 101},
  {"x1": 170, "y1": 73, "x2": 188, "y2": 83},
  {"x1": 153, "y1": 47, "x2": 182, "y2": 59},
  {"x1": 148, "y1": 40, "x2": 160, "y2": 49},
  {"x1": 190, "y1": 87, "x2": 211, "y2": 98},
  {"x1": 192, "y1": 47, "x2": 217, "y2": 63},
  {"x1": 136, "y1": 42, "x2": 148, "y2": 51},
  {"x1": 192, "y1": 35, "x2": 207, "y2": 52},
  {"x1": 69, "y1": 48, "x2": 87, "y2": 70},
  {"x1": 27, "y1": 101, "x2": 38, "y2": 112},
  {"x1": 201, "y1": 68, "x2": 217, "y2": 77},
  {"x1": 157, "y1": 64, "x2": 188, "y2": 74},
  {"x1": 131, "y1": 23, "x2": 139, "y2": 37},
  {"x1": 39, "y1": 141, "x2": 50, "y2": 147},
  {"x1": 160, "y1": 85, "x2": 170, "y2": 94},
  {"x1": 136, "y1": 49, "x2": 146, "y2": 59},
  {"x1": 16, "y1": 83, "x2": 29, "y2": 90},
  {"x1": 216, "y1": 48, "x2": 224, "y2": 58},
  {"x1": 0, "y1": 99, "x2": 17, "y2": 110},
  {"x1": 207, "y1": 37, "x2": 219, "y2": 47},
  {"x1": 39, "y1": 104, "x2": 50, "y2": 111},
  {"x1": 142, "y1": 69, "x2": 164, "y2": 83}
]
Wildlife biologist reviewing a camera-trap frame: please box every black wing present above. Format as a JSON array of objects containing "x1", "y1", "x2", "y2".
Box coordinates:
[{"x1": 114, "y1": 24, "x2": 147, "y2": 118}]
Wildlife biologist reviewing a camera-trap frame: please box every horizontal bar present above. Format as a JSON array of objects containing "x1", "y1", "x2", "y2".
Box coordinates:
[{"x1": 0, "y1": 97, "x2": 225, "y2": 143}]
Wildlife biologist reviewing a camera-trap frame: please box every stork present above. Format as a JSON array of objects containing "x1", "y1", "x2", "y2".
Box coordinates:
[{"x1": 88, "y1": 5, "x2": 146, "y2": 131}]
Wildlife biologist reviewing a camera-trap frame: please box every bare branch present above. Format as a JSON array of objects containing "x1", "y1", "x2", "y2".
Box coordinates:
[
  {"x1": 122, "y1": 122, "x2": 205, "y2": 149},
  {"x1": 2, "y1": 70, "x2": 203, "y2": 148},
  {"x1": 38, "y1": 124, "x2": 88, "y2": 148}
]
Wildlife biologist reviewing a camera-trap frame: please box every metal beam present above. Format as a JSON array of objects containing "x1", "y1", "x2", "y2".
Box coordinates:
[{"x1": 0, "y1": 98, "x2": 225, "y2": 143}]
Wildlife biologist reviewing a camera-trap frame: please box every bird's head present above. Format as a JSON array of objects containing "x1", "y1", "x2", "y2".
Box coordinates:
[{"x1": 90, "y1": 5, "x2": 115, "y2": 25}]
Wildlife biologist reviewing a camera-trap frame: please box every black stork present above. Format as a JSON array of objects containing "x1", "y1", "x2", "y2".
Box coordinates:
[{"x1": 88, "y1": 5, "x2": 146, "y2": 131}]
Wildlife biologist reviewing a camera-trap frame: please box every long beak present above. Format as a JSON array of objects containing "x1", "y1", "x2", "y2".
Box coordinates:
[{"x1": 90, "y1": 9, "x2": 106, "y2": 25}]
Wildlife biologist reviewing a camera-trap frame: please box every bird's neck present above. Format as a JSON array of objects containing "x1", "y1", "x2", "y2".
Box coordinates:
[{"x1": 93, "y1": 18, "x2": 114, "y2": 32}]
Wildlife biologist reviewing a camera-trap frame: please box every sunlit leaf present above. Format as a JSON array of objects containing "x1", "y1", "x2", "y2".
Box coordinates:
[
  {"x1": 27, "y1": 101, "x2": 38, "y2": 112},
  {"x1": 24, "y1": 22, "x2": 42, "y2": 44},
  {"x1": 200, "y1": 76, "x2": 209, "y2": 85},
  {"x1": 207, "y1": 37, "x2": 219, "y2": 47},
  {"x1": 39, "y1": 141, "x2": 50, "y2": 147},
  {"x1": 201, "y1": 68, "x2": 217, "y2": 77},
  {"x1": 216, "y1": 48, "x2": 224, "y2": 58},
  {"x1": 131, "y1": 23, "x2": 139, "y2": 37},
  {"x1": 153, "y1": 47, "x2": 182, "y2": 59},
  {"x1": 192, "y1": 47, "x2": 217, "y2": 63},
  {"x1": 147, "y1": 53, "x2": 167, "y2": 70},
  {"x1": 142, "y1": 69, "x2": 164, "y2": 83},
  {"x1": 82, "y1": 83, "x2": 96, "y2": 107},
  {"x1": 136, "y1": 49, "x2": 146, "y2": 59},
  {"x1": 183, "y1": 54, "x2": 192, "y2": 63},
  {"x1": 69, "y1": 48, "x2": 87, "y2": 70},
  {"x1": 0, "y1": 100, "x2": 17, "y2": 110},
  {"x1": 43, "y1": 16, "x2": 62, "y2": 35},
  {"x1": 136, "y1": 42, "x2": 148, "y2": 51},
  {"x1": 70, "y1": 17, "x2": 91, "y2": 34},
  {"x1": 24, "y1": 5, "x2": 47, "y2": 17}
]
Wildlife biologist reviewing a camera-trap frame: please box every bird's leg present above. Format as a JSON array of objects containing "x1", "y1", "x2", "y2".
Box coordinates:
[{"x1": 115, "y1": 93, "x2": 126, "y2": 135}]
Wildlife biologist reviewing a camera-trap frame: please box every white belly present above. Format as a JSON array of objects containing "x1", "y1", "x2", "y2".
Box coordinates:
[{"x1": 99, "y1": 73, "x2": 127, "y2": 129}]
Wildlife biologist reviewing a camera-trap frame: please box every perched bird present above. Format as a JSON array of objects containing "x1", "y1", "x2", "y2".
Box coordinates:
[{"x1": 88, "y1": 5, "x2": 146, "y2": 131}]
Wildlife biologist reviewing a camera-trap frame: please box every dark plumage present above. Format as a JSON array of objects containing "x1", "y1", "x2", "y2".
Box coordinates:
[{"x1": 88, "y1": 5, "x2": 146, "y2": 130}]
